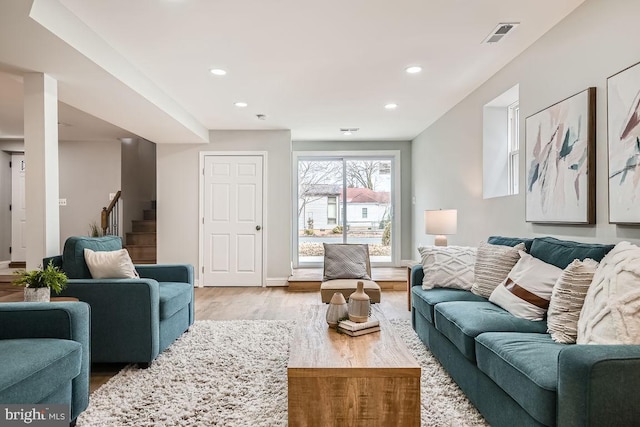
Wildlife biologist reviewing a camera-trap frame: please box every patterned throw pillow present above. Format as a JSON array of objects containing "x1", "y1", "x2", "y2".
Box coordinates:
[
  {"x1": 547, "y1": 258, "x2": 598, "y2": 344},
  {"x1": 471, "y1": 242, "x2": 525, "y2": 298},
  {"x1": 577, "y1": 242, "x2": 640, "y2": 345},
  {"x1": 418, "y1": 246, "x2": 477, "y2": 291},
  {"x1": 322, "y1": 244, "x2": 371, "y2": 281},
  {"x1": 489, "y1": 251, "x2": 563, "y2": 321}
]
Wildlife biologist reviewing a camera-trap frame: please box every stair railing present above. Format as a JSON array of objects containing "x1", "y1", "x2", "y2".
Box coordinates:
[{"x1": 101, "y1": 190, "x2": 122, "y2": 236}]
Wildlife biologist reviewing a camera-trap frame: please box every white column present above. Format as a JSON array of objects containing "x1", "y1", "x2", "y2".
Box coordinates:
[{"x1": 23, "y1": 73, "x2": 60, "y2": 269}]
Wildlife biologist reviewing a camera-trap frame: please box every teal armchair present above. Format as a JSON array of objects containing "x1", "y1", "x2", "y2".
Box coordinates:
[
  {"x1": 44, "y1": 236, "x2": 194, "y2": 366},
  {"x1": 0, "y1": 302, "x2": 90, "y2": 425}
]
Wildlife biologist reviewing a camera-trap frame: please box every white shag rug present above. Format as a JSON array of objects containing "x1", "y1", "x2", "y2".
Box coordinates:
[{"x1": 78, "y1": 320, "x2": 487, "y2": 427}]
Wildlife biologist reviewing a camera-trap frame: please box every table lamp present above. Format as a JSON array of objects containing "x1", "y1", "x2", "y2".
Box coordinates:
[{"x1": 424, "y1": 209, "x2": 457, "y2": 246}]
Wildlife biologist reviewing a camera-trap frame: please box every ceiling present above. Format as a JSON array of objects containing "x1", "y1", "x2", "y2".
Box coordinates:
[{"x1": 0, "y1": 0, "x2": 585, "y2": 144}]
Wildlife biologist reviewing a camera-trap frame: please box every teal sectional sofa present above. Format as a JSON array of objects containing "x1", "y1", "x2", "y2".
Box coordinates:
[
  {"x1": 411, "y1": 236, "x2": 640, "y2": 426},
  {"x1": 44, "y1": 236, "x2": 194, "y2": 366},
  {"x1": 0, "y1": 302, "x2": 90, "y2": 425}
]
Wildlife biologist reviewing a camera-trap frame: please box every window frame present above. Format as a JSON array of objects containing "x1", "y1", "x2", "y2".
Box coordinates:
[
  {"x1": 292, "y1": 150, "x2": 401, "y2": 268},
  {"x1": 507, "y1": 101, "x2": 520, "y2": 195}
]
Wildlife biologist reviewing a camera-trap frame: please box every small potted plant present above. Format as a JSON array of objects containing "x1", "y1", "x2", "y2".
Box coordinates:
[{"x1": 13, "y1": 261, "x2": 68, "y2": 302}]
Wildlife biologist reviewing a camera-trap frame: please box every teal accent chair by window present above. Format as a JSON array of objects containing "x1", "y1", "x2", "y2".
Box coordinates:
[
  {"x1": 44, "y1": 236, "x2": 195, "y2": 367},
  {"x1": 0, "y1": 302, "x2": 90, "y2": 426}
]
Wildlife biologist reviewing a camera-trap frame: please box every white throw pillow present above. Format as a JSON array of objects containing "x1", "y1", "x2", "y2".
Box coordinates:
[
  {"x1": 489, "y1": 251, "x2": 563, "y2": 321},
  {"x1": 471, "y1": 242, "x2": 525, "y2": 298},
  {"x1": 418, "y1": 245, "x2": 477, "y2": 291},
  {"x1": 547, "y1": 258, "x2": 599, "y2": 344},
  {"x1": 84, "y1": 248, "x2": 139, "y2": 279},
  {"x1": 577, "y1": 241, "x2": 640, "y2": 345}
]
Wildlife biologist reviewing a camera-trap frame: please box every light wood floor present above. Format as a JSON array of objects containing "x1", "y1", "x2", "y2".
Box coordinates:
[{"x1": 31, "y1": 287, "x2": 411, "y2": 392}]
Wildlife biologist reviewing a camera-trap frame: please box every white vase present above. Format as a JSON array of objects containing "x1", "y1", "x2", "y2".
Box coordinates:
[
  {"x1": 348, "y1": 281, "x2": 370, "y2": 323},
  {"x1": 24, "y1": 287, "x2": 50, "y2": 302},
  {"x1": 326, "y1": 292, "x2": 348, "y2": 327}
]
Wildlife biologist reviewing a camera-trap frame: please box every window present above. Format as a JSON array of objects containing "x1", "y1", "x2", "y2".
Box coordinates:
[
  {"x1": 507, "y1": 102, "x2": 520, "y2": 195},
  {"x1": 482, "y1": 84, "x2": 519, "y2": 198},
  {"x1": 327, "y1": 196, "x2": 337, "y2": 225},
  {"x1": 293, "y1": 152, "x2": 400, "y2": 267}
]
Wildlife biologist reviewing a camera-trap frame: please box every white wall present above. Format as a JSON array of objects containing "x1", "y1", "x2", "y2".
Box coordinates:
[
  {"x1": 58, "y1": 140, "x2": 121, "y2": 244},
  {"x1": 411, "y1": 0, "x2": 640, "y2": 254},
  {"x1": 482, "y1": 107, "x2": 508, "y2": 198},
  {"x1": 1, "y1": 140, "x2": 121, "y2": 255},
  {"x1": 156, "y1": 130, "x2": 292, "y2": 284}
]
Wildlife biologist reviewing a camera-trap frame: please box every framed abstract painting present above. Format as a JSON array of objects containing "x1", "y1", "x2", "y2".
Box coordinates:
[
  {"x1": 607, "y1": 61, "x2": 640, "y2": 224},
  {"x1": 525, "y1": 87, "x2": 596, "y2": 224}
]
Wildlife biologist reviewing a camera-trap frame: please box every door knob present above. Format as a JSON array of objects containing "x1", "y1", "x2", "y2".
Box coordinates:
[{"x1": 256, "y1": 225, "x2": 262, "y2": 231}]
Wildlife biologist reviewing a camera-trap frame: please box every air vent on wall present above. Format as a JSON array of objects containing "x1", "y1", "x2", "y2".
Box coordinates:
[{"x1": 483, "y1": 22, "x2": 520, "y2": 44}]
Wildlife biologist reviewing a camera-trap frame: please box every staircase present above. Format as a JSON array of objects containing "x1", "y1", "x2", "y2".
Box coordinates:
[{"x1": 125, "y1": 201, "x2": 157, "y2": 264}]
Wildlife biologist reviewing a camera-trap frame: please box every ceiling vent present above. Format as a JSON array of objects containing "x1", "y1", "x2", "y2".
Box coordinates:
[{"x1": 483, "y1": 22, "x2": 520, "y2": 44}]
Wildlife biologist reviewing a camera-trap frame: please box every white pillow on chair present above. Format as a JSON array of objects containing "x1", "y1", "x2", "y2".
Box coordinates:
[{"x1": 84, "y1": 248, "x2": 139, "y2": 279}]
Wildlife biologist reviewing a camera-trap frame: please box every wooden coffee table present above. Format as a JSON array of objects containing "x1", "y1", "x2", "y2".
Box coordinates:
[{"x1": 288, "y1": 304, "x2": 421, "y2": 426}]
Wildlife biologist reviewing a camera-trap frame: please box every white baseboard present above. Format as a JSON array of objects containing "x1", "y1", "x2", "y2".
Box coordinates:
[{"x1": 266, "y1": 277, "x2": 288, "y2": 287}]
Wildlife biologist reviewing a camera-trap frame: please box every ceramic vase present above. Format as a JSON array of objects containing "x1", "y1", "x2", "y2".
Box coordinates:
[
  {"x1": 348, "y1": 281, "x2": 370, "y2": 323},
  {"x1": 24, "y1": 287, "x2": 50, "y2": 302},
  {"x1": 326, "y1": 292, "x2": 348, "y2": 327}
]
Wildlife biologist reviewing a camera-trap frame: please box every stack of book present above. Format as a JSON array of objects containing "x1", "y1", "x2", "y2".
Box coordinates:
[{"x1": 337, "y1": 317, "x2": 380, "y2": 336}]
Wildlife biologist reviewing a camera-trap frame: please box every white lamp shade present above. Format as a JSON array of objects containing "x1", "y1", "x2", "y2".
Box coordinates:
[{"x1": 424, "y1": 209, "x2": 457, "y2": 235}]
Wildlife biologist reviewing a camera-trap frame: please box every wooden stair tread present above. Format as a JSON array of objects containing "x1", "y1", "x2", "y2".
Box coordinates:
[{"x1": 125, "y1": 201, "x2": 157, "y2": 263}]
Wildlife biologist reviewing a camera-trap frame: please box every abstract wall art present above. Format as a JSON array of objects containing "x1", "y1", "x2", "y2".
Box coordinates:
[
  {"x1": 525, "y1": 88, "x2": 596, "y2": 224},
  {"x1": 608, "y1": 61, "x2": 640, "y2": 224}
]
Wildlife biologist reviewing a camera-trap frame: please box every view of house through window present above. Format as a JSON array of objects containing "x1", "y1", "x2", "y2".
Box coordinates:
[{"x1": 296, "y1": 157, "x2": 393, "y2": 265}]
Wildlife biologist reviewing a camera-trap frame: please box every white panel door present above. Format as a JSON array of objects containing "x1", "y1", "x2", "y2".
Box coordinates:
[
  {"x1": 203, "y1": 155, "x2": 263, "y2": 286},
  {"x1": 11, "y1": 154, "x2": 26, "y2": 262}
]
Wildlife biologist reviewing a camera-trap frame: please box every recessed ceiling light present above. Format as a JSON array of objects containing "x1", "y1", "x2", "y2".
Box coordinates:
[
  {"x1": 385, "y1": 103, "x2": 398, "y2": 110},
  {"x1": 210, "y1": 68, "x2": 227, "y2": 76},
  {"x1": 234, "y1": 102, "x2": 248, "y2": 108},
  {"x1": 405, "y1": 66, "x2": 422, "y2": 74}
]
